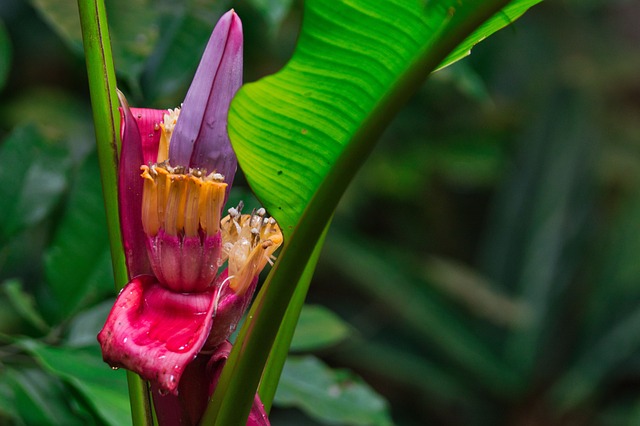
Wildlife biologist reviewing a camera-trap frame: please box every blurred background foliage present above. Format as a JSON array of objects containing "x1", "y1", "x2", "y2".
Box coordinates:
[{"x1": 0, "y1": 0, "x2": 639, "y2": 425}]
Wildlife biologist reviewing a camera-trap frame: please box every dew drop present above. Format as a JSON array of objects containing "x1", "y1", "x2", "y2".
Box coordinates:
[{"x1": 111, "y1": 366, "x2": 119, "y2": 370}]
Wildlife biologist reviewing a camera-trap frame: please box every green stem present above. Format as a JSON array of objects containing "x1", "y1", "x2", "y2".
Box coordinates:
[
  {"x1": 258, "y1": 224, "x2": 330, "y2": 412},
  {"x1": 76, "y1": 0, "x2": 153, "y2": 424},
  {"x1": 203, "y1": 1, "x2": 513, "y2": 425}
]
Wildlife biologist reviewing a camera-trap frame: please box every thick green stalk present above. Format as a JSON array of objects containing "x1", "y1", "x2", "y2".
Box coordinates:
[
  {"x1": 203, "y1": 1, "x2": 514, "y2": 425},
  {"x1": 76, "y1": 0, "x2": 153, "y2": 424},
  {"x1": 258, "y1": 224, "x2": 330, "y2": 412}
]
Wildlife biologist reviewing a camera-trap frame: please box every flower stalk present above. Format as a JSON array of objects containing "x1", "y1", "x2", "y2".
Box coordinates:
[{"x1": 76, "y1": 0, "x2": 153, "y2": 424}]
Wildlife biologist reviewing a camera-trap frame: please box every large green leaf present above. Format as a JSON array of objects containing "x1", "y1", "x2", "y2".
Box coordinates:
[
  {"x1": 230, "y1": 0, "x2": 541, "y2": 234},
  {"x1": 0, "y1": 125, "x2": 70, "y2": 241},
  {"x1": 274, "y1": 355, "x2": 393, "y2": 426},
  {"x1": 209, "y1": 0, "x2": 542, "y2": 423},
  {"x1": 4, "y1": 367, "x2": 86, "y2": 426},
  {"x1": 289, "y1": 304, "x2": 351, "y2": 352},
  {"x1": 29, "y1": 0, "x2": 159, "y2": 87},
  {"x1": 0, "y1": 88, "x2": 95, "y2": 164},
  {"x1": 20, "y1": 340, "x2": 131, "y2": 426},
  {"x1": 44, "y1": 153, "x2": 114, "y2": 320}
]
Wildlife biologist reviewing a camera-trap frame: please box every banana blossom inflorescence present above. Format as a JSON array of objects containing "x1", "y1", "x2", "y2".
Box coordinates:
[{"x1": 97, "y1": 10, "x2": 281, "y2": 425}]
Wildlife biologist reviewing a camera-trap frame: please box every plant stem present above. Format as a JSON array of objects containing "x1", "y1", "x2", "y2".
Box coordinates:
[
  {"x1": 258, "y1": 224, "x2": 330, "y2": 412},
  {"x1": 76, "y1": 0, "x2": 153, "y2": 424}
]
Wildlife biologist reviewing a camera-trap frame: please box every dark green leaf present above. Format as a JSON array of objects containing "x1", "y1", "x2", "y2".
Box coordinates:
[
  {"x1": 0, "y1": 19, "x2": 11, "y2": 91},
  {"x1": 2, "y1": 279, "x2": 49, "y2": 333},
  {"x1": 28, "y1": 0, "x2": 159, "y2": 85},
  {"x1": 1, "y1": 88, "x2": 95, "y2": 164},
  {"x1": 0, "y1": 368, "x2": 19, "y2": 424},
  {"x1": 0, "y1": 125, "x2": 70, "y2": 240},
  {"x1": 290, "y1": 304, "x2": 351, "y2": 352},
  {"x1": 336, "y1": 339, "x2": 476, "y2": 408},
  {"x1": 324, "y1": 232, "x2": 521, "y2": 394},
  {"x1": 246, "y1": 0, "x2": 294, "y2": 32},
  {"x1": 20, "y1": 340, "x2": 131, "y2": 426},
  {"x1": 64, "y1": 299, "x2": 113, "y2": 347},
  {"x1": 5, "y1": 367, "x2": 84, "y2": 426},
  {"x1": 274, "y1": 355, "x2": 393, "y2": 426},
  {"x1": 550, "y1": 306, "x2": 640, "y2": 412},
  {"x1": 141, "y1": 1, "x2": 231, "y2": 104},
  {"x1": 482, "y1": 91, "x2": 596, "y2": 374},
  {"x1": 44, "y1": 153, "x2": 113, "y2": 320},
  {"x1": 28, "y1": 0, "x2": 82, "y2": 51}
]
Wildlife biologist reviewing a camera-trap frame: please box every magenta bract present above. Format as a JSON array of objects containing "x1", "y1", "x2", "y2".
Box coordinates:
[
  {"x1": 117, "y1": 99, "x2": 165, "y2": 277},
  {"x1": 151, "y1": 342, "x2": 270, "y2": 426},
  {"x1": 98, "y1": 275, "x2": 218, "y2": 392}
]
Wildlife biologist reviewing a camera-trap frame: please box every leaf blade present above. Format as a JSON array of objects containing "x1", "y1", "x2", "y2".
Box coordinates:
[{"x1": 210, "y1": 0, "x2": 542, "y2": 424}]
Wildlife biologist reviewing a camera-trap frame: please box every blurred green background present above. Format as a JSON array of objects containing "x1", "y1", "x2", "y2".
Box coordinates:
[{"x1": 1, "y1": 0, "x2": 640, "y2": 425}]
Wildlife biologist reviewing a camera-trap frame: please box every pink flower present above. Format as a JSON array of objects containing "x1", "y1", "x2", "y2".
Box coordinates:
[{"x1": 97, "y1": 10, "x2": 280, "y2": 425}]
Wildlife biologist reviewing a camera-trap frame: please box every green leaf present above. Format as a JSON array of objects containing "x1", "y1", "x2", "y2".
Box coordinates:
[
  {"x1": 141, "y1": 1, "x2": 232, "y2": 104},
  {"x1": 436, "y1": 0, "x2": 541, "y2": 71},
  {"x1": 2, "y1": 279, "x2": 49, "y2": 333},
  {"x1": 0, "y1": 19, "x2": 11, "y2": 91},
  {"x1": 5, "y1": 367, "x2": 85, "y2": 426},
  {"x1": 29, "y1": 0, "x2": 159, "y2": 86},
  {"x1": 290, "y1": 304, "x2": 351, "y2": 352},
  {"x1": 230, "y1": 0, "x2": 541, "y2": 235},
  {"x1": 482, "y1": 91, "x2": 596, "y2": 374},
  {"x1": 550, "y1": 306, "x2": 640, "y2": 412},
  {"x1": 210, "y1": 0, "x2": 542, "y2": 423},
  {"x1": 44, "y1": 153, "x2": 113, "y2": 320},
  {"x1": 0, "y1": 125, "x2": 70, "y2": 240},
  {"x1": 20, "y1": 340, "x2": 132, "y2": 426},
  {"x1": 28, "y1": 0, "x2": 83, "y2": 52},
  {"x1": 64, "y1": 299, "x2": 114, "y2": 347},
  {"x1": 323, "y1": 232, "x2": 521, "y2": 394},
  {"x1": 336, "y1": 339, "x2": 475, "y2": 408},
  {"x1": 0, "y1": 371, "x2": 18, "y2": 424},
  {"x1": 246, "y1": 0, "x2": 295, "y2": 32},
  {"x1": 274, "y1": 355, "x2": 393, "y2": 426},
  {"x1": 0, "y1": 88, "x2": 95, "y2": 164},
  {"x1": 258, "y1": 223, "x2": 330, "y2": 412}
]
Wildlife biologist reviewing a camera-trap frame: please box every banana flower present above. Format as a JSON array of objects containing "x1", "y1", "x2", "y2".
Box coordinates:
[{"x1": 97, "y1": 10, "x2": 280, "y2": 425}]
